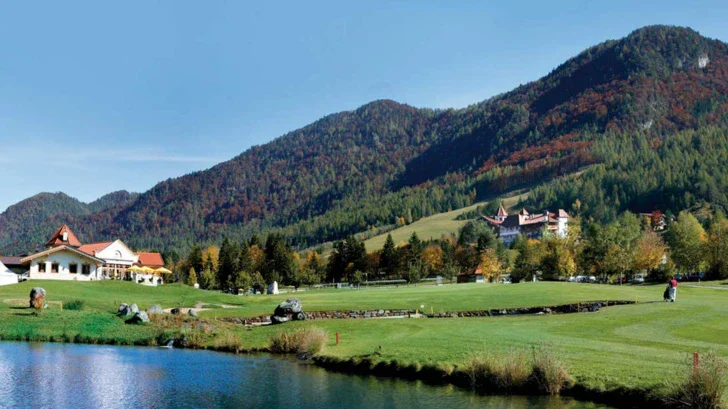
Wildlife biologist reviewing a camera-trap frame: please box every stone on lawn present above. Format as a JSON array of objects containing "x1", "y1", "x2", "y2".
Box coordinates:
[
  {"x1": 29, "y1": 287, "x2": 47, "y2": 309},
  {"x1": 188, "y1": 309, "x2": 198, "y2": 317},
  {"x1": 171, "y1": 308, "x2": 181, "y2": 315},
  {"x1": 130, "y1": 304, "x2": 139, "y2": 314},
  {"x1": 270, "y1": 297, "x2": 305, "y2": 324},
  {"x1": 126, "y1": 311, "x2": 150, "y2": 324},
  {"x1": 147, "y1": 304, "x2": 163, "y2": 315}
]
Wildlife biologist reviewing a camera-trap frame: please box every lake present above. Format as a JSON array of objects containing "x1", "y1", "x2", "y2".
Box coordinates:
[{"x1": 0, "y1": 342, "x2": 612, "y2": 408}]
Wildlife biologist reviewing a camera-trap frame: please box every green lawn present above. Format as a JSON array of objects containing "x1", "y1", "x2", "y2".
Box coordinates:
[
  {"x1": 0, "y1": 280, "x2": 246, "y2": 313},
  {"x1": 1, "y1": 279, "x2": 726, "y2": 398},
  {"x1": 363, "y1": 192, "x2": 528, "y2": 252},
  {"x1": 243, "y1": 284, "x2": 728, "y2": 394},
  {"x1": 199, "y1": 281, "x2": 642, "y2": 318}
]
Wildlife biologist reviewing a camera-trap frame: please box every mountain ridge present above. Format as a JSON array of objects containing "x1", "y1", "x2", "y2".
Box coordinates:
[{"x1": 3, "y1": 25, "x2": 728, "y2": 255}]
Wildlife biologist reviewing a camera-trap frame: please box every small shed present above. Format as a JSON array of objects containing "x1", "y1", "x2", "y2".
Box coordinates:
[{"x1": 457, "y1": 268, "x2": 486, "y2": 284}]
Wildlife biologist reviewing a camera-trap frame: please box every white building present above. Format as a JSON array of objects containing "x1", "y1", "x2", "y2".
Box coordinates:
[
  {"x1": 21, "y1": 245, "x2": 104, "y2": 281},
  {"x1": 484, "y1": 206, "x2": 569, "y2": 244},
  {"x1": 0, "y1": 260, "x2": 19, "y2": 286},
  {"x1": 20, "y1": 225, "x2": 166, "y2": 285}
]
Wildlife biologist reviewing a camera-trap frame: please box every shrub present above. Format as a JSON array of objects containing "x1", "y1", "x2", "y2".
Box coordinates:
[
  {"x1": 64, "y1": 300, "x2": 86, "y2": 311},
  {"x1": 464, "y1": 350, "x2": 531, "y2": 392},
  {"x1": 212, "y1": 330, "x2": 243, "y2": 353},
  {"x1": 663, "y1": 352, "x2": 727, "y2": 409},
  {"x1": 269, "y1": 326, "x2": 328, "y2": 355},
  {"x1": 530, "y1": 345, "x2": 573, "y2": 395}
]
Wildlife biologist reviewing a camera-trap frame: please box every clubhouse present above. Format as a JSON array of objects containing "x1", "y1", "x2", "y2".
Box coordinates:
[{"x1": 19, "y1": 225, "x2": 166, "y2": 286}]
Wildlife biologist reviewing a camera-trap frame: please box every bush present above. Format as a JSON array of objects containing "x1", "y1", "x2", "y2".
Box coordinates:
[
  {"x1": 530, "y1": 345, "x2": 573, "y2": 395},
  {"x1": 269, "y1": 326, "x2": 328, "y2": 355},
  {"x1": 64, "y1": 300, "x2": 86, "y2": 311},
  {"x1": 663, "y1": 352, "x2": 727, "y2": 409},
  {"x1": 212, "y1": 330, "x2": 243, "y2": 353},
  {"x1": 464, "y1": 350, "x2": 531, "y2": 392}
]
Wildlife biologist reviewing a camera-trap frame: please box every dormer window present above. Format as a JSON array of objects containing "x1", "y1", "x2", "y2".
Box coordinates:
[{"x1": 62, "y1": 231, "x2": 68, "y2": 242}]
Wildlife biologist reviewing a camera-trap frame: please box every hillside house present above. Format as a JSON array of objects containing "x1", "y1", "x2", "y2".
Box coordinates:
[{"x1": 483, "y1": 205, "x2": 569, "y2": 244}]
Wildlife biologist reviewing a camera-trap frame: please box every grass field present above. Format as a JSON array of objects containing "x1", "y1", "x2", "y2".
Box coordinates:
[
  {"x1": 363, "y1": 192, "x2": 528, "y2": 252},
  {"x1": 1, "y1": 279, "x2": 727, "y2": 400}
]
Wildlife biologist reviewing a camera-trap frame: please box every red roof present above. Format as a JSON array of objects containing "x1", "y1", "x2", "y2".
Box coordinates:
[
  {"x1": 483, "y1": 215, "x2": 503, "y2": 225},
  {"x1": 78, "y1": 242, "x2": 113, "y2": 256},
  {"x1": 558, "y1": 209, "x2": 569, "y2": 218},
  {"x1": 45, "y1": 225, "x2": 82, "y2": 247},
  {"x1": 497, "y1": 204, "x2": 508, "y2": 217},
  {"x1": 137, "y1": 252, "x2": 164, "y2": 267}
]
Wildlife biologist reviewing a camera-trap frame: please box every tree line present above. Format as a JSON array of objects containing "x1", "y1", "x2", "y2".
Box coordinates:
[{"x1": 168, "y1": 206, "x2": 728, "y2": 293}]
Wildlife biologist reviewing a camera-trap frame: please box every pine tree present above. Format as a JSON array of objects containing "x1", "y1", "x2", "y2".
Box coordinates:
[
  {"x1": 379, "y1": 234, "x2": 397, "y2": 276},
  {"x1": 407, "y1": 232, "x2": 423, "y2": 265},
  {"x1": 217, "y1": 238, "x2": 239, "y2": 290},
  {"x1": 186, "y1": 245, "x2": 204, "y2": 277}
]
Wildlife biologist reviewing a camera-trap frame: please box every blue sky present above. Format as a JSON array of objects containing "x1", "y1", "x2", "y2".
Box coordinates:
[{"x1": 1, "y1": 0, "x2": 727, "y2": 212}]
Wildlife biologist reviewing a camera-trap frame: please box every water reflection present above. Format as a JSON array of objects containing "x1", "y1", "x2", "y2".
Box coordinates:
[{"x1": 0, "y1": 342, "x2": 611, "y2": 409}]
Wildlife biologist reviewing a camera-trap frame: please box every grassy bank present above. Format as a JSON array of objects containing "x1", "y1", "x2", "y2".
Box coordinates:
[{"x1": 1, "y1": 280, "x2": 726, "y2": 406}]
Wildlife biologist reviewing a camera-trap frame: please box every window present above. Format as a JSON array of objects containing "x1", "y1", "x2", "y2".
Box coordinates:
[
  {"x1": 51, "y1": 263, "x2": 60, "y2": 273},
  {"x1": 82, "y1": 264, "x2": 91, "y2": 275},
  {"x1": 38, "y1": 262, "x2": 46, "y2": 273},
  {"x1": 69, "y1": 263, "x2": 78, "y2": 274}
]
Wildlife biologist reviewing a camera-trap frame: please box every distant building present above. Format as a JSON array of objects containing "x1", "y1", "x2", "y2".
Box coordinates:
[
  {"x1": 20, "y1": 224, "x2": 166, "y2": 285},
  {"x1": 457, "y1": 268, "x2": 487, "y2": 284},
  {"x1": 483, "y1": 205, "x2": 569, "y2": 244},
  {"x1": 639, "y1": 211, "x2": 667, "y2": 231}
]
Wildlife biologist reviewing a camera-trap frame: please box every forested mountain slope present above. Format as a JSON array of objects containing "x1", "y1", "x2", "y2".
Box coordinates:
[{"x1": 3, "y1": 25, "x2": 728, "y2": 254}]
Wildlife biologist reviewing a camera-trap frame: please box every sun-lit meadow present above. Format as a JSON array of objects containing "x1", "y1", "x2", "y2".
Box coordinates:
[{"x1": 1, "y1": 279, "x2": 727, "y2": 396}]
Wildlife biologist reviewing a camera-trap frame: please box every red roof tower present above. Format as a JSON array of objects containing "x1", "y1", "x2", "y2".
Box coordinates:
[{"x1": 45, "y1": 225, "x2": 82, "y2": 248}]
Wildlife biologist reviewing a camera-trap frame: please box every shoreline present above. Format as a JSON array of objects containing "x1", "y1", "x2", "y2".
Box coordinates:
[{"x1": 0, "y1": 325, "x2": 664, "y2": 409}]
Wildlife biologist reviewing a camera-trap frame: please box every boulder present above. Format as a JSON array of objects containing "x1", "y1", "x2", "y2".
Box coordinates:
[
  {"x1": 271, "y1": 315, "x2": 291, "y2": 324},
  {"x1": 118, "y1": 304, "x2": 131, "y2": 316},
  {"x1": 147, "y1": 304, "x2": 163, "y2": 315},
  {"x1": 126, "y1": 311, "x2": 150, "y2": 324},
  {"x1": 274, "y1": 298, "x2": 303, "y2": 315},
  {"x1": 270, "y1": 298, "x2": 305, "y2": 324},
  {"x1": 130, "y1": 304, "x2": 139, "y2": 314},
  {"x1": 188, "y1": 309, "x2": 198, "y2": 318},
  {"x1": 29, "y1": 287, "x2": 47, "y2": 309},
  {"x1": 171, "y1": 308, "x2": 181, "y2": 315}
]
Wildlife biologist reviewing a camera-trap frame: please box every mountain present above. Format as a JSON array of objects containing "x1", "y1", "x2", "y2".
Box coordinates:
[
  {"x1": 0, "y1": 191, "x2": 137, "y2": 254},
  {"x1": 2, "y1": 25, "x2": 728, "y2": 255},
  {"x1": 88, "y1": 191, "x2": 140, "y2": 213}
]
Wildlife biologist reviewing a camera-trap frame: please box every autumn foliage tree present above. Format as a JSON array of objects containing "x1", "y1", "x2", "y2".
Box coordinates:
[
  {"x1": 632, "y1": 230, "x2": 667, "y2": 277},
  {"x1": 477, "y1": 248, "x2": 502, "y2": 282}
]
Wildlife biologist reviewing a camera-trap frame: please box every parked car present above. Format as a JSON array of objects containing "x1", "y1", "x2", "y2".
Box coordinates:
[
  {"x1": 575, "y1": 275, "x2": 587, "y2": 283},
  {"x1": 567, "y1": 276, "x2": 576, "y2": 282},
  {"x1": 633, "y1": 273, "x2": 645, "y2": 284},
  {"x1": 588, "y1": 276, "x2": 597, "y2": 283}
]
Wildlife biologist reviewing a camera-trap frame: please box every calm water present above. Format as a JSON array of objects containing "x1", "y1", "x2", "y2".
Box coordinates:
[{"x1": 0, "y1": 342, "x2": 612, "y2": 409}]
